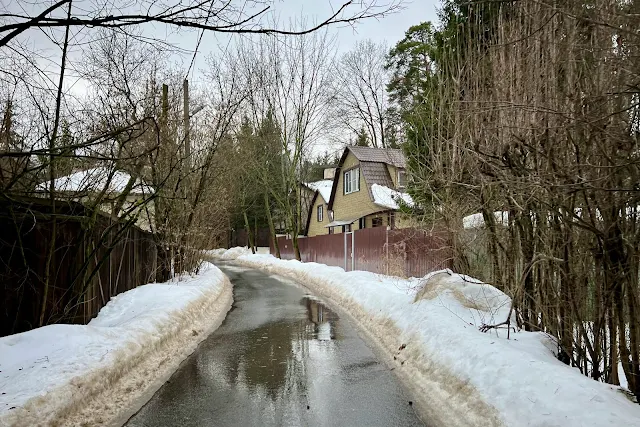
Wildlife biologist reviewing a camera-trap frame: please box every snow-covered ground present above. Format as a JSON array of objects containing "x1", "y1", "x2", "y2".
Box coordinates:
[
  {"x1": 0, "y1": 262, "x2": 232, "y2": 427},
  {"x1": 213, "y1": 248, "x2": 640, "y2": 427}
]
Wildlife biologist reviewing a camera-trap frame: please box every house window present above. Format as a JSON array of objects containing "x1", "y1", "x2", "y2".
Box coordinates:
[
  {"x1": 343, "y1": 168, "x2": 360, "y2": 194},
  {"x1": 317, "y1": 205, "x2": 324, "y2": 222},
  {"x1": 372, "y1": 217, "x2": 383, "y2": 227},
  {"x1": 342, "y1": 224, "x2": 352, "y2": 233},
  {"x1": 329, "y1": 210, "x2": 334, "y2": 221},
  {"x1": 328, "y1": 227, "x2": 334, "y2": 234},
  {"x1": 397, "y1": 170, "x2": 406, "y2": 189},
  {"x1": 359, "y1": 217, "x2": 366, "y2": 229}
]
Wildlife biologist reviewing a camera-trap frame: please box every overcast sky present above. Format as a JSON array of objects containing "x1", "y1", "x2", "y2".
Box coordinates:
[
  {"x1": 2, "y1": 0, "x2": 440, "y2": 154},
  {"x1": 2, "y1": 0, "x2": 441, "y2": 90},
  {"x1": 180, "y1": 0, "x2": 441, "y2": 82}
]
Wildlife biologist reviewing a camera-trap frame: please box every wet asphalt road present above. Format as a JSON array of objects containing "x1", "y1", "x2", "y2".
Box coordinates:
[{"x1": 125, "y1": 264, "x2": 424, "y2": 427}]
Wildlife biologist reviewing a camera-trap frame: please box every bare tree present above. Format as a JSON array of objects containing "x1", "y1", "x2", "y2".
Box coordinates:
[
  {"x1": 0, "y1": 0, "x2": 402, "y2": 48},
  {"x1": 232, "y1": 27, "x2": 336, "y2": 259},
  {"x1": 333, "y1": 39, "x2": 391, "y2": 147}
]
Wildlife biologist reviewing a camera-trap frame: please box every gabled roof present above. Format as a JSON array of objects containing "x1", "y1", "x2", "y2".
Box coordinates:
[
  {"x1": 347, "y1": 146, "x2": 406, "y2": 168},
  {"x1": 360, "y1": 161, "x2": 394, "y2": 190},
  {"x1": 328, "y1": 146, "x2": 407, "y2": 210}
]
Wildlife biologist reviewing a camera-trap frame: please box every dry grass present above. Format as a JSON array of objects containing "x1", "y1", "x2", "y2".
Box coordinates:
[{"x1": 414, "y1": 271, "x2": 486, "y2": 311}]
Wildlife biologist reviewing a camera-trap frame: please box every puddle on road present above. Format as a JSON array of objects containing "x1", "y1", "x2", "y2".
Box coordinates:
[
  {"x1": 217, "y1": 296, "x2": 340, "y2": 401},
  {"x1": 126, "y1": 269, "x2": 423, "y2": 427}
]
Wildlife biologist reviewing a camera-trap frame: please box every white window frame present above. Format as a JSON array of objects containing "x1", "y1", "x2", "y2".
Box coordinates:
[
  {"x1": 317, "y1": 204, "x2": 324, "y2": 222},
  {"x1": 343, "y1": 167, "x2": 360, "y2": 195}
]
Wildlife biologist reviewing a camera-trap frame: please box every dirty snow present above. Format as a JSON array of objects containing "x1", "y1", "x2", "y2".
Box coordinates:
[
  {"x1": 214, "y1": 248, "x2": 640, "y2": 427},
  {"x1": 36, "y1": 167, "x2": 154, "y2": 195},
  {"x1": 371, "y1": 183, "x2": 413, "y2": 210},
  {"x1": 0, "y1": 262, "x2": 231, "y2": 427}
]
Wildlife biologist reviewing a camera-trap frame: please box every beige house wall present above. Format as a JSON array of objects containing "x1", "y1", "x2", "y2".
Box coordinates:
[
  {"x1": 307, "y1": 195, "x2": 329, "y2": 237},
  {"x1": 332, "y1": 152, "x2": 380, "y2": 225},
  {"x1": 387, "y1": 164, "x2": 398, "y2": 188}
]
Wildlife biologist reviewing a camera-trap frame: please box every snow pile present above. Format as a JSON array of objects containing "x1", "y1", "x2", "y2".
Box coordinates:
[
  {"x1": 215, "y1": 248, "x2": 640, "y2": 427},
  {"x1": 36, "y1": 167, "x2": 154, "y2": 195},
  {"x1": 371, "y1": 183, "x2": 413, "y2": 210},
  {"x1": 0, "y1": 262, "x2": 232, "y2": 427},
  {"x1": 304, "y1": 180, "x2": 333, "y2": 203},
  {"x1": 463, "y1": 211, "x2": 509, "y2": 229},
  {"x1": 219, "y1": 246, "x2": 252, "y2": 259}
]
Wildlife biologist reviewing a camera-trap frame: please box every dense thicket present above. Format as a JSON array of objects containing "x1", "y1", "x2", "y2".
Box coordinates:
[{"x1": 393, "y1": 0, "x2": 640, "y2": 399}]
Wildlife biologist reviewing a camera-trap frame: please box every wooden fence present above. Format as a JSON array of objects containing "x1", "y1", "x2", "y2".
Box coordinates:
[
  {"x1": 0, "y1": 197, "x2": 157, "y2": 337},
  {"x1": 272, "y1": 227, "x2": 452, "y2": 278}
]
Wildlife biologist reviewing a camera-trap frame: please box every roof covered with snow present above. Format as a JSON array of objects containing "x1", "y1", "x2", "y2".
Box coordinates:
[
  {"x1": 304, "y1": 180, "x2": 333, "y2": 204},
  {"x1": 463, "y1": 211, "x2": 509, "y2": 229},
  {"x1": 37, "y1": 167, "x2": 154, "y2": 195},
  {"x1": 371, "y1": 184, "x2": 414, "y2": 210}
]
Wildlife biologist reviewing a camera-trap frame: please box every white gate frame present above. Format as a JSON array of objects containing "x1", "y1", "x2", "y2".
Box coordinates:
[{"x1": 344, "y1": 231, "x2": 354, "y2": 271}]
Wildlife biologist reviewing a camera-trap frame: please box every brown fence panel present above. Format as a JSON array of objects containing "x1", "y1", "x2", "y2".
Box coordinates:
[
  {"x1": 273, "y1": 233, "x2": 346, "y2": 269},
  {"x1": 270, "y1": 227, "x2": 452, "y2": 278},
  {"x1": 353, "y1": 227, "x2": 386, "y2": 274},
  {"x1": 389, "y1": 228, "x2": 453, "y2": 278},
  {"x1": 0, "y1": 198, "x2": 157, "y2": 337}
]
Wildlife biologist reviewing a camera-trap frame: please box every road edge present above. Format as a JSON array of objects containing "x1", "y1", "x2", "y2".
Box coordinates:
[
  {"x1": 1, "y1": 276, "x2": 233, "y2": 427},
  {"x1": 226, "y1": 258, "x2": 503, "y2": 427}
]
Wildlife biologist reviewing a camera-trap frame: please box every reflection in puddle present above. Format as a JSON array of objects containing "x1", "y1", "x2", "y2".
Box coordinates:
[
  {"x1": 302, "y1": 296, "x2": 338, "y2": 341},
  {"x1": 208, "y1": 296, "x2": 341, "y2": 404},
  {"x1": 126, "y1": 269, "x2": 424, "y2": 427}
]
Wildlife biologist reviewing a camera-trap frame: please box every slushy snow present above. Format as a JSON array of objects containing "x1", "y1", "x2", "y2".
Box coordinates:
[
  {"x1": 0, "y1": 262, "x2": 232, "y2": 427},
  {"x1": 214, "y1": 248, "x2": 640, "y2": 427}
]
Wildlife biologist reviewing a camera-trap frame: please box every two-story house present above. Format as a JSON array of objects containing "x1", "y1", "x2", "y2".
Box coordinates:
[{"x1": 305, "y1": 146, "x2": 413, "y2": 236}]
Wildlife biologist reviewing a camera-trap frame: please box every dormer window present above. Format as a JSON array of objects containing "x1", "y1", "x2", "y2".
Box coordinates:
[
  {"x1": 343, "y1": 168, "x2": 360, "y2": 194},
  {"x1": 397, "y1": 170, "x2": 406, "y2": 189}
]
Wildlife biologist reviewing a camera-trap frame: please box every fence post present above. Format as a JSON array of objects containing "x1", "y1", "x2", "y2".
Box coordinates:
[
  {"x1": 385, "y1": 226, "x2": 389, "y2": 275},
  {"x1": 351, "y1": 231, "x2": 355, "y2": 271}
]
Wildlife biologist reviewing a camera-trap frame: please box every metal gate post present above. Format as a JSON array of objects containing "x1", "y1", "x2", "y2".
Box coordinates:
[
  {"x1": 344, "y1": 232, "x2": 347, "y2": 270},
  {"x1": 351, "y1": 231, "x2": 355, "y2": 271}
]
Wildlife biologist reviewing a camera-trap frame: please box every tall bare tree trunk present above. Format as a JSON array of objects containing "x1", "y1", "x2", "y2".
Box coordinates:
[
  {"x1": 265, "y1": 193, "x2": 280, "y2": 258},
  {"x1": 243, "y1": 211, "x2": 255, "y2": 254},
  {"x1": 40, "y1": 2, "x2": 73, "y2": 326}
]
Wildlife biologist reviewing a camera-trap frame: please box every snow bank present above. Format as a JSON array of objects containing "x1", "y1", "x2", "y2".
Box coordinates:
[
  {"x1": 219, "y1": 246, "x2": 252, "y2": 259},
  {"x1": 213, "y1": 249, "x2": 640, "y2": 427},
  {"x1": 0, "y1": 262, "x2": 232, "y2": 427}
]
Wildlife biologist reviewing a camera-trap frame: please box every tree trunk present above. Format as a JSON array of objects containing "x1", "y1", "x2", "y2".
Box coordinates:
[
  {"x1": 243, "y1": 211, "x2": 255, "y2": 254},
  {"x1": 265, "y1": 193, "x2": 280, "y2": 258},
  {"x1": 292, "y1": 233, "x2": 301, "y2": 261}
]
